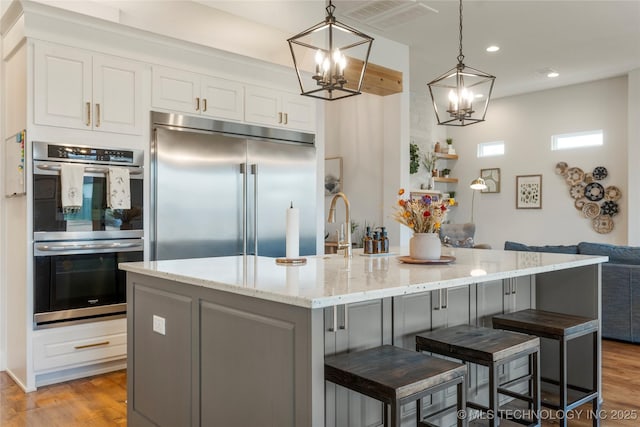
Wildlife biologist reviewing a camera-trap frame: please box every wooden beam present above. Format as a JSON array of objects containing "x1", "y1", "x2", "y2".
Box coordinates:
[{"x1": 344, "y1": 59, "x2": 403, "y2": 96}]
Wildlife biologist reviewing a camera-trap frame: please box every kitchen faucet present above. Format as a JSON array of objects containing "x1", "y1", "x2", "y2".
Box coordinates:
[{"x1": 328, "y1": 192, "x2": 352, "y2": 258}]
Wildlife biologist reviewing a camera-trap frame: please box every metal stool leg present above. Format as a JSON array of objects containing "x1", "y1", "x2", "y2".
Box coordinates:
[
  {"x1": 559, "y1": 337, "x2": 568, "y2": 427},
  {"x1": 532, "y1": 349, "x2": 541, "y2": 426},
  {"x1": 592, "y1": 330, "x2": 601, "y2": 427},
  {"x1": 391, "y1": 400, "x2": 400, "y2": 427},
  {"x1": 489, "y1": 362, "x2": 499, "y2": 427}
]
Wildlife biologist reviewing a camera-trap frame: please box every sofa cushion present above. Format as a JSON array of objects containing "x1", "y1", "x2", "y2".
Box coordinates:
[
  {"x1": 504, "y1": 241, "x2": 579, "y2": 254},
  {"x1": 578, "y1": 242, "x2": 640, "y2": 265}
]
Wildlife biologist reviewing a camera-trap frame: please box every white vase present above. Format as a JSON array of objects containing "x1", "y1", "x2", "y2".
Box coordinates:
[{"x1": 409, "y1": 233, "x2": 442, "y2": 260}]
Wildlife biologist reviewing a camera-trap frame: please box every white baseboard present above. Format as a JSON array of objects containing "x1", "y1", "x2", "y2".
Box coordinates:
[{"x1": 6, "y1": 368, "x2": 35, "y2": 393}]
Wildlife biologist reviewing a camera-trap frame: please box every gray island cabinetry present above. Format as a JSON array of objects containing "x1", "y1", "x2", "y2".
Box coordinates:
[{"x1": 120, "y1": 248, "x2": 606, "y2": 427}]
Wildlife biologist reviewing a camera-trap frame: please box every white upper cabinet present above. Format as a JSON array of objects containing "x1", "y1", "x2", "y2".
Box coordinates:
[
  {"x1": 34, "y1": 42, "x2": 145, "y2": 135},
  {"x1": 245, "y1": 85, "x2": 316, "y2": 132},
  {"x1": 152, "y1": 65, "x2": 244, "y2": 121}
]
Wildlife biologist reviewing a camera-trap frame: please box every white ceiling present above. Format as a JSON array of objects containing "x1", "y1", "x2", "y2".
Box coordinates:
[{"x1": 196, "y1": 0, "x2": 640, "y2": 98}]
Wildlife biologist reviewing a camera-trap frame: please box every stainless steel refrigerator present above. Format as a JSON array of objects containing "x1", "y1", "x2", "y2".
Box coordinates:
[{"x1": 150, "y1": 112, "x2": 316, "y2": 261}]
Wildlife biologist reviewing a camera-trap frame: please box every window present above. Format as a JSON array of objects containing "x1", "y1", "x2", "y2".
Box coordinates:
[
  {"x1": 551, "y1": 130, "x2": 603, "y2": 150},
  {"x1": 477, "y1": 141, "x2": 505, "y2": 157}
]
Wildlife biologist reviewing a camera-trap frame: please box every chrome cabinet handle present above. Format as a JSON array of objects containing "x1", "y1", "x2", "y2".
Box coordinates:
[
  {"x1": 95, "y1": 103, "x2": 101, "y2": 127},
  {"x1": 203, "y1": 98, "x2": 207, "y2": 112},
  {"x1": 278, "y1": 112, "x2": 282, "y2": 123},
  {"x1": 195, "y1": 97, "x2": 200, "y2": 111},
  {"x1": 86, "y1": 102, "x2": 91, "y2": 126},
  {"x1": 441, "y1": 289, "x2": 448, "y2": 309},
  {"x1": 328, "y1": 305, "x2": 338, "y2": 332},
  {"x1": 340, "y1": 305, "x2": 348, "y2": 330},
  {"x1": 284, "y1": 113, "x2": 288, "y2": 125}
]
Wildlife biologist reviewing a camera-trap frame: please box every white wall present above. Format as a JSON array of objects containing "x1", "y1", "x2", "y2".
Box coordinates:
[{"x1": 443, "y1": 76, "x2": 629, "y2": 249}]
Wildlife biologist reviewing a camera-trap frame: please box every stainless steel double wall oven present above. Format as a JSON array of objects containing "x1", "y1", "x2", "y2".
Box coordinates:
[{"x1": 32, "y1": 141, "x2": 143, "y2": 328}]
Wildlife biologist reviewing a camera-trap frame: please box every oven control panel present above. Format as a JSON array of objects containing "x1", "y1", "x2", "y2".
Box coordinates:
[{"x1": 47, "y1": 145, "x2": 134, "y2": 163}]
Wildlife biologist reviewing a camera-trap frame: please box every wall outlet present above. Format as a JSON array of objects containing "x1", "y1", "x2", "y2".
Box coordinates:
[{"x1": 152, "y1": 314, "x2": 166, "y2": 335}]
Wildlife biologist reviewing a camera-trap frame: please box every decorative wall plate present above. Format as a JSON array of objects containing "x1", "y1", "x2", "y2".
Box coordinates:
[
  {"x1": 584, "y1": 182, "x2": 605, "y2": 201},
  {"x1": 604, "y1": 186, "x2": 622, "y2": 201},
  {"x1": 569, "y1": 184, "x2": 585, "y2": 199},
  {"x1": 583, "y1": 172, "x2": 595, "y2": 184},
  {"x1": 593, "y1": 166, "x2": 608, "y2": 180},
  {"x1": 601, "y1": 201, "x2": 619, "y2": 217},
  {"x1": 565, "y1": 167, "x2": 584, "y2": 186},
  {"x1": 593, "y1": 216, "x2": 614, "y2": 234},
  {"x1": 555, "y1": 162, "x2": 568, "y2": 176},
  {"x1": 574, "y1": 198, "x2": 587, "y2": 210},
  {"x1": 582, "y1": 202, "x2": 601, "y2": 219}
]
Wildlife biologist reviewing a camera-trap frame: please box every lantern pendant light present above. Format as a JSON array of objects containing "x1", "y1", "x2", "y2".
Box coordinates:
[
  {"x1": 428, "y1": 0, "x2": 495, "y2": 126},
  {"x1": 287, "y1": 1, "x2": 374, "y2": 101}
]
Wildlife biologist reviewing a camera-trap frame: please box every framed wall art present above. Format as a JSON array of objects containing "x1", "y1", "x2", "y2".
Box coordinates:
[
  {"x1": 516, "y1": 174, "x2": 542, "y2": 209},
  {"x1": 480, "y1": 168, "x2": 500, "y2": 193},
  {"x1": 324, "y1": 157, "x2": 343, "y2": 196}
]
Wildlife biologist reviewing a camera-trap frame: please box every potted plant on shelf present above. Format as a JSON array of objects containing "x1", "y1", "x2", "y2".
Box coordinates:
[
  {"x1": 446, "y1": 138, "x2": 456, "y2": 155},
  {"x1": 441, "y1": 168, "x2": 451, "y2": 178},
  {"x1": 409, "y1": 143, "x2": 420, "y2": 174}
]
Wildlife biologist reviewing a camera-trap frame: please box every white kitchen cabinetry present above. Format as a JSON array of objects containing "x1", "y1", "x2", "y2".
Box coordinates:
[
  {"x1": 152, "y1": 65, "x2": 244, "y2": 121},
  {"x1": 32, "y1": 319, "x2": 127, "y2": 376},
  {"x1": 34, "y1": 42, "x2": 145, "y2": 135},
  {"x1": 245, "y1": 85, "x2": 316, "y2": 132}
]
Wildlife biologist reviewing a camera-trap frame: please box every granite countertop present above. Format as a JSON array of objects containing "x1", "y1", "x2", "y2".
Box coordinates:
[{"x1": 119, "y1": 247, "x2": 607, "y2": 309}]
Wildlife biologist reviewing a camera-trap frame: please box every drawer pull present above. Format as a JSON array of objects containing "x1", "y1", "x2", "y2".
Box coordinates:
[{"x1": 74, "y1": 340, "x2": 110, "y2": 350}]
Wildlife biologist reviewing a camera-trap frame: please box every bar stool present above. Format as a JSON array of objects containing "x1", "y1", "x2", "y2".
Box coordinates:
[
  {"x1": 416, "y1": 324, "x2": 541, "y2": 427},
  {"x1": 493, "y1": 309, "x2": 599, "y2": 427},
  {"x1": 324, "y1": 345, "x2": 468, "y2": 427}
]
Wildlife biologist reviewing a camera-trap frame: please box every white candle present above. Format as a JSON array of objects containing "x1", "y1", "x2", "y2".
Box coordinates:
[{"x1": 286, "y1": 203, "x2": 300, "y2": 259}]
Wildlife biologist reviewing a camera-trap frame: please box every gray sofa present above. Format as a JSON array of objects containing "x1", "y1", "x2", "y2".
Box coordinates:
[{"x1": 504, "y1": 241, "x2": 640, "y2": 343}]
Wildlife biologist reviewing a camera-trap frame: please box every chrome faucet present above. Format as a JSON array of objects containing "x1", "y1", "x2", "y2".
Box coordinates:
[{"x1": 328, "y1": 192, "x2": 352, "y2": 258}]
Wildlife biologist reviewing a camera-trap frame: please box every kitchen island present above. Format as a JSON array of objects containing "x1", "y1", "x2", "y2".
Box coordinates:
[{"x1": 120, "y1": 248, "x2": 606, "y2": 427}]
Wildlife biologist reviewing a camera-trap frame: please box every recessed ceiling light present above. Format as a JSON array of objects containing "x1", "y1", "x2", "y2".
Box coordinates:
[
  {"x1": 547, "y1": 71, "x2": 560, "y2": 78},
  {"x1": 486, "y1": 45, "x2": 500, "y2": 53},
  {"x1": 475, "y1": 93, "x2": 484, "y2": 98}
]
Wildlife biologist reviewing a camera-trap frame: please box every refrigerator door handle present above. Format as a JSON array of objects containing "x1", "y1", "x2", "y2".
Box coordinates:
[
  {"x1": 251, "y1": 164, "x2": 258, "y2": 255},
  {"x1": 241, "y1": 163, "x2": 248, "y2": 256}
]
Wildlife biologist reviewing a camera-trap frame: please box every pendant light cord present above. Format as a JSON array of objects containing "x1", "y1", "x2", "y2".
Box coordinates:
[{"x1": 457, "y1": 0, "x2": 465, "y2": 64}]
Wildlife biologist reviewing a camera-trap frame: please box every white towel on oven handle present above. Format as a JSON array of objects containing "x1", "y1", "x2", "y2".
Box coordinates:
[
  {"x1": 60, "y1": 163, "x2": 85, "y2": 213},
  {"x1": 107, "y1": 167, "x2": 131, "y2": 210}
]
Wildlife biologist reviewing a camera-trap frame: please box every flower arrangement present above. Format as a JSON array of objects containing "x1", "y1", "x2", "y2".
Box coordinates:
[{"x1": 394, "y1": 189, "x2": 452, "y2": 233}]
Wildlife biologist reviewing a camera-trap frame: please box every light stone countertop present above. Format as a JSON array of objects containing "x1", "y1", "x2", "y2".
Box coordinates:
[{"x1": 119, "y1": 247, "x2": 607, "y2": 309}]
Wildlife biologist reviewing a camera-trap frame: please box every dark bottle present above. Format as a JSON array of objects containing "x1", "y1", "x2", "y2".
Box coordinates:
[
  {"x1": 381, "y1": 227, "x2": 389, "y2": 253},
  {"x1": 363, "y1": 226, "x2": 373, "y2": 254},
  {"x1": 372, "y1": 231, "x2": 382, "y2": 254}
]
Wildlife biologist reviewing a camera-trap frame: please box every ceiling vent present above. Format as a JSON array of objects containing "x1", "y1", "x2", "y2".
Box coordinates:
[{"x1": 341, "y1": 1, "x2": 438, "y2": 31}]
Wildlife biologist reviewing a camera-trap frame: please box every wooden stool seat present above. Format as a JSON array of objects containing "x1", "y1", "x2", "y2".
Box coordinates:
[
  {"x1": 325, "y1": 345, "x2": 467, "y2": 427},
  {"x1": 493, "y1": 309, "x2": 600, "y2": 427},
  {"x1": 416, "y1": 325, "x2": 541, "y2": 427}
]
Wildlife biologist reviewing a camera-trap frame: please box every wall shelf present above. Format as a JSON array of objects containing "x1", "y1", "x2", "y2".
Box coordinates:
[
  {"x1": 434, "y1": 177, "x2": 458, "y2": 183},
  {"x1": 435, "y1": 153, "x2": 458, "y2": 160}
]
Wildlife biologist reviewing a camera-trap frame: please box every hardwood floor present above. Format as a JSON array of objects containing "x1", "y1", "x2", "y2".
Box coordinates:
[
  {"x1": 0, "y1": 370, "x2": 126, "y2": 426},
  {"x1": 0, "y1": 340, "x2": 638, "y2": 426}
]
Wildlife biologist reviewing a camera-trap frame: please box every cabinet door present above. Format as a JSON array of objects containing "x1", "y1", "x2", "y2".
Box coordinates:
[
  {"x1": 432, "y1": 285, "x2": 472, "y2": 329},
  {"x1": 93, "y1": 55, "x2": 145, "y2": 135},
  {"x1": 151, "y1": 65, "x2": 200, "y2": 114},
  {"x1": 325, "y1": 300, "x2": 387, "y2": 427},
  {"x1": 476, "y1": 280, "x2": 505, "y2": 327},
  {"x1": 201, "y1": 76, "x2": 244, "y2": 121},
  {"x1": 504, "y1": 276, "x2": 533, "y2": 313},
  {"x1": 282, "y1": 93, "x2": 316, "y2": 132},
  {"x1": 245, "y1": 85, "x2": 282, "y2": 127},
  {"x1": 34, "y1": 43, "x2": 92, "y2": 130}
]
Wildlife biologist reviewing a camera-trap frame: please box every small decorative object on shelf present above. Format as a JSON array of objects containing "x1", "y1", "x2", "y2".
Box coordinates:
[
  {"x1": 441, "y1": 168, "x2": 451, "y2": 178},
  {"x1": 446, "y1": 138, "x2": 456, "y2": 154}
]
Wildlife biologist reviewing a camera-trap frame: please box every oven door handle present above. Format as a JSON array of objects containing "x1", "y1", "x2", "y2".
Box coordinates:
[
  {"x1": 35, "y1": 163, "x2": 143, "y2": 175},
  {"x1": 34, "y1": 241, "x2": 143, "y2": 255}
]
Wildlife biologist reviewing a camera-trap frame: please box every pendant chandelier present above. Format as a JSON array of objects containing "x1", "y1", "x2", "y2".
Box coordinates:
[
  {"x1": 428, "y1": 0, "x2": 495, "y2": 126},
  {"x1": 287, "y1": 1, "x2": 373, "y2": 101}
]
